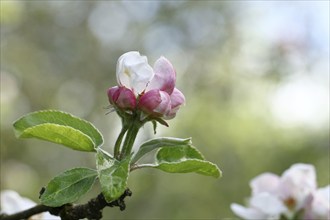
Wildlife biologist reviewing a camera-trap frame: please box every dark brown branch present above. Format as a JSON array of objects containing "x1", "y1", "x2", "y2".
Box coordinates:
[
  {"x1": 0, "y1": 204, "x2": 50, "y2": 220},
  {"x1": 0, "y1": 189, "x2": 132, "y2": 220}
]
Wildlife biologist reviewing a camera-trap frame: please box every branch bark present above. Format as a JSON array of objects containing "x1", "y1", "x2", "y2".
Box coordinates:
[{"x1": 0, "y1": 189, "x2": 132, "y2": 220}]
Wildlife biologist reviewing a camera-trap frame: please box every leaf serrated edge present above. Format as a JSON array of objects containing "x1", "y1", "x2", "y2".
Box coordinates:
[
  {"x1": 96, "y1": 153, "x2": 131, "y2": 203},
  {"x1": 21, "y1": 123, "x2": 96, "y2": 152},
  {"x1": 13, "y1": 109, "x2": 104, "y2": 147},
  {"x1": 131, "y1": 137, "x2": 193, "y2": 164},
  {"x1": 156, "y1": 159, "x2": 222, "y2": 178},
  {"x1": 40, "y1": 167, "x2": 98, "y2": 206},
  {"x1": 155, "y1": 144, "x2": 205, "y2": 162}
]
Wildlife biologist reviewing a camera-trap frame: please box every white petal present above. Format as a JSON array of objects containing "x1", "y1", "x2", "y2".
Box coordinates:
[
  {"x1": 250, "y1": 192, "x2": 287, "y2": 218},
  {"x1": 42, "y1": 212, "x2": 61, "y2": 220},
  {"x1": 116, "y1": 51, "x2": 140, "y2": 86},
  {"x1": 309, "y1": 185, "x2": 330, "y2": 219},
  {"x1": 116, "y1": 51, "x2": 154, "y2": 95},
  {"x1": 0, "y1": 190, "x2": 36, "y2": 214},
  {"x1": 0, "y1": 190, "x2": 60, "y2": 219},
  {"x1": 231, "y1": 203, "x2": 266, "y2": 220},
  {"x1": 129, "y1": 62, "x2": 154, "y2": 94},
  {"x1": 250, "y1": 173, "x2": 280, "y2": 196},
  {"x1": 278, "y1": 163, "x2": 317, "y2": 210}
]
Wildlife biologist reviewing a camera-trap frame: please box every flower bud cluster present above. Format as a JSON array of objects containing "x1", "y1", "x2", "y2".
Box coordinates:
[
  {"x1": 231, "y1": 163, "x2": 330, "y2": 220},
  {"x1": 107, "y1": 51, "x2": 185, "y2": 121}
]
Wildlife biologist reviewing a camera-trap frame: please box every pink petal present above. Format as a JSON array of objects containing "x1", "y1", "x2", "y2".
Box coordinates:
[
  {"x1": 147, "y1": 56, "x2": 176, "y2": 94},
  {"x1": 116, "y1": 87, "x2": 137, "y2": 110},
  {"x1": 165, "y1": 88, "x2": 185, "y2": 119},
  {"x1": 107, "y1": 86, "x2": 120, "y2": 105},
  {"x1": 154, "y1": 91, "x2": 171, "y2": 115},
  {"x1": 138, "y1": 90, "x2": 171, "y2": 117},
  {"x1": 138, "y1": 89, "x2": 162, "y2": 114},
  {"x1": 107, "y1": 86, "x2": 136, "y2": 110},
  {"x1": 170, "y1": 88, "x2": 185, "y2": 109}
]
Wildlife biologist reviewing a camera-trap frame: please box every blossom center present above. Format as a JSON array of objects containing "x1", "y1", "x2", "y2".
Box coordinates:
[
  {"x1": 284, "y1": 197, "x2": 296, "y2": 210},
  {"x1": 124, "y1": 67, "x2": 131, "y2": 77}
]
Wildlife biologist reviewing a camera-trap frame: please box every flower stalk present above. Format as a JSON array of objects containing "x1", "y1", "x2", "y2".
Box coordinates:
[
  {"x1": 120, "y1": 121, "x2": 141, "y2": 159},
  {"x1": 114, "y1": 124, "x2": 129, "y2": 159},
  {"x1": 113, "y1": 110, "x2": 144, "y2": 160}
]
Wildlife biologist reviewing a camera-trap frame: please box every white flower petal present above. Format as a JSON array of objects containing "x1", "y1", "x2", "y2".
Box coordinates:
[
  {"x1": 308, "y1": 185, "x2": 330, "y2": 219},
  {"x1": 0, "y1": 190, "x2": 60, "y2": 219},
  {"x1": 250, "y1": 192, "x2": 287, "y2": 218},
  {"x1": 231, "y1": 203, "x2": 266, "y2": 220},
  {"x1": 0, "y1": 190, "x2": 36, "y2": 215},
  {"x1": 278, "y1": 163, "x2": 316, "y2": 210},
  {"x1": 250, "y1": 173, "x2": 280, "y2": 196},
  {"x1": 42, "y1": 212, "x2": 61, "y2": 220},
  {"x1": 129, "y1": 62, "x2": 154, "y2": 94},
  {"x1": 116, "y1": 51, "x2": 154, "y2": 95}
]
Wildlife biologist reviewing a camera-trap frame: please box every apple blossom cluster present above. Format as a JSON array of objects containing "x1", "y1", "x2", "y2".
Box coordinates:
[
  {"x1": 231, "y1": 163, "x2": 330, "y2": 220},
  {"x1": 107, "y1": 51, "x2": 185, "y2": 120}
]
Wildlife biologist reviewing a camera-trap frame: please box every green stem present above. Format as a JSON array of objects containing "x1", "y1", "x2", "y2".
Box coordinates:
[
  {"x1": 130, "y1": 163, "x2": 155, "y2": 171},
  {"x1": 121, "y1": 121, "x2": 141, "y2": 159},
  {"x1": 114, "y1": 125, "x2": 129, "y2": 159}
]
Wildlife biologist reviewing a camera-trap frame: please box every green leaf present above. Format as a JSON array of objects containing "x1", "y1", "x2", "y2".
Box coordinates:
[
  {"x1": 131, "y1": 137, "x2": 192, "y2": 164},
  {"x1": 156, "y1": 144, "x2": 204, "y2": 162},
  {"x1": 156, "y1": 159, "x2": 221, "y2": 178},
  {"x1": 40, "y1": 167, "x2": 97, "y2": 207},
  {"x1": 96, "y1": 150, "x2": 130, "y2": 202},
  {"x1": 138, "y1": 145, "x2": 222, "y2": 178},
  {"x1": 19, "y1": 123, "x2": 95, "y2": 152},
  {"x1": 13, "y1": 110, "x2": 103, "y2": 151}
]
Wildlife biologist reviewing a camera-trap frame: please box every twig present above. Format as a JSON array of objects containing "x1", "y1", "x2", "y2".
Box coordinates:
[
  {"x1": 0, "y1": 189, "x2": 132, "y2": 220},
  {"x1": 0, "y1": 204, "x2": 50, "y2": 220}
]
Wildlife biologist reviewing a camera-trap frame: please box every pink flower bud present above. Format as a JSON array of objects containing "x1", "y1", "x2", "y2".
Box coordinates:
[
  {"x1": 138, "y1": 89, "x2": 171, "y2": 117},
  {"x1": 111, "y1": 52, "x2": 185, "y2": 120},
  {"x1": 107, "y1": 86, "x2": 136, "y2": 110}
]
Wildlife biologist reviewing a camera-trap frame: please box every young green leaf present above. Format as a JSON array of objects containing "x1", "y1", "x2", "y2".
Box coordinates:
[
  {"x1": 135, "y1": 145, "x2": 222, "y2": 178},
  {"x1": 131, "y1": 137, "x2": 192, "y2": 164},
  {"x1": 13, "y1": 110, "x2": 103, "y2": 151},
  {"x1": 156, "y1": 144, "x2": 204, "y2": 162},
  {"x1": 19, "y1": 123, "x2": 95, "y2": 152},
  {"x1": 156, "y1": 145, "x2": 221, "y2": 177},
  {"x1": 40, "y1": 167, "x2": 98, "y2": 207},
  {"x1": 155, "y1": 159, "x2": 221, "y2": 178},
  {"x1": 96, "y1": 150, "x2": 130, "y2": 203}
]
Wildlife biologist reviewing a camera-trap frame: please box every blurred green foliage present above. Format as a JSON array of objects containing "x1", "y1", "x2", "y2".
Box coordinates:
[{"x1": 1, "y1": 1, "x2": 329, "y2": 219}]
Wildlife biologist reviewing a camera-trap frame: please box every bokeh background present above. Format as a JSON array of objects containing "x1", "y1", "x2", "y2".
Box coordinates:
[{"x1": 1, "y1": 1, "x2": 329, "y2": 219}]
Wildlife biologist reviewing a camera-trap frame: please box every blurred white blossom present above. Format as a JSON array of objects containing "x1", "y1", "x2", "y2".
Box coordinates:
[
  {"x1": 0, "y1": 190, "x2": 59, "y2": 220},
  {"x1": 231, "y1": 164, "x2": 330, "y2": 220}
]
